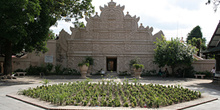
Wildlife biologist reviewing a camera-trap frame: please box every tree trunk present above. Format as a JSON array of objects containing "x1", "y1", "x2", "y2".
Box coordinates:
[
  {"x1": 197, "y1": 47, "x2": 200, "y2": 57},
  {"x1": 197, "y1": 40, "x2": 201, "y2": 57},
  {"x1": 3, "y1": 40, "x2": 12, "y2": 75},
  {"x1": 171, "y1": 66, "x2": 175, "y2": 76}
]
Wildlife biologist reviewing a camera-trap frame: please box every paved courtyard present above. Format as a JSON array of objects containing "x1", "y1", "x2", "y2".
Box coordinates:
[{"x1": 0, "y1": 75, "x2": 220, "y2": 110}]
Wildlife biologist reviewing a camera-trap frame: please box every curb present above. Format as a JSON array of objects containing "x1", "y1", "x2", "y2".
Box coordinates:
[
  {"x1": 6, "y1": 94, "x2": 218, "y2": 110},
  {"x1": 177, "y1": 98, "x2": 218, "y2": 110},
  {"x1": 6, "y1": 94, "x2": 99, "y2": 110}
]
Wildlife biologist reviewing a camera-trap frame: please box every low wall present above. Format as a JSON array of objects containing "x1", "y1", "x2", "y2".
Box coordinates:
[
  {"x1": 12, "y1": 58, "x2": 31, "y2": 71},
  {"x1": 0, "y1": 44, "x2": 216, "y2": 74},
  {"x1": 0, "y1": 40, "x2": 57, "y2": 72},
  {"x1": 192, "y1": 59, "x2": 215, "y2": 72}
]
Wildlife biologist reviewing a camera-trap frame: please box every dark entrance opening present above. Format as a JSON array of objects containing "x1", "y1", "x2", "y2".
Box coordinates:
[
  {"x1": 106, "y1": 57, "x2": 117, "y2": 71},
  {"x1": 216, "y1": 55, "x2": 220, "y2": 74}
]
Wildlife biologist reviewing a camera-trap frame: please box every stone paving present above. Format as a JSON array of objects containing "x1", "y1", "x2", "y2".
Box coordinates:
[{"x1": 0, "y1": 74, "x2": 220, "y2": 110}]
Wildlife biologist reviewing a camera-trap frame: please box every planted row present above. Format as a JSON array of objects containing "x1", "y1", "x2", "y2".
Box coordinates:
[{"x1": 20, "y1": 79, "x2": 201, "y2": 108}]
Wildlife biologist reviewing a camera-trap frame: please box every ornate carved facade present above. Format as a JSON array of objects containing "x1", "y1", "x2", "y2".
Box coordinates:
[{"x1": 57, "y1": 0, "x2": 164, "y2": 72}]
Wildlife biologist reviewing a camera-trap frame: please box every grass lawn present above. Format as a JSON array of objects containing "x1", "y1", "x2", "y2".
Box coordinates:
[{"x1": 20, "y1": 78, "x2": 201, "y2": 108}]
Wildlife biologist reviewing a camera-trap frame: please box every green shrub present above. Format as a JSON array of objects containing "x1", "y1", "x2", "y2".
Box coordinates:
[
  {"x1": 114, "y1": 100, "x2": 121, "y2": 107},
  {"x1": 85, "y1": 56, "x2": 94, "y2": 66},
  {"x1": 55, "y1": 64, "x2": 62, "y2": 74},
  {"x1": 90, "y1": 100, "x2": 94, "y2": 106},
  {"x1": 45, "y1": 63, "x2": 53, "y2": 74},
  {"x1": 102, "y1": 101, "x2": 107, "y2": 106},
  {"x1": 141, "y1": 69, "x2": 157, "y2": 76},
  {"x1": 198, "y1": 91, "x2": 201, "y2": 98},
  {"x1": 41, "y1": 79, "x2": 50, "y2": 85},
  {"x1": 21, "y1": 79, "x2": 201, "y2": 108},
  {"x1": 154, "y1": 97, "x2": 161, "y2": 108},
  {"x1": 133, "y1": 64, "x2": 144, "y2": 69},
  {"x1": 118, "y1": 71, "x2": 130, "y2": 76},
  {"x1": 139, "y1": 100, "x2": 145, "y2": 108},
  {"x1": 129, "y1": 57, "x2": 140, "y2": 67},
  {"x1": 123, "y1": 102, "x2": 129, "y2": 107},
  {"x1": 95, "y1": 101, "x2": 99, "y2": 106},
  {"x1": 66, "y1": 100, "x2": 70, "y2": 105},
  {"x1": 179, "y1": 97, "x2": 183, "y2": 102},
  {"x1": 123, "y1": 97, "x2": 127, "y2": 102},
  {"x1": 78, "y1": 62, "x2": 89, "y2": 67},
  {"x1": 71, "y1": 69, "x2": 80, "y2": 75},
  {"x1": 131, "y1": 102, "x2": 136, "y2": 108},
  {"x1": 168, "y1": 100, "x2": 173, "y2": 105},
  {"x1": 26, "y1": 65, "x2": 45, "y2": 75},
  {"x1": 62, "y1": 68, "x2": 71, "y2": 75},
  {"x1": 26, "y1": 64, "x2": 57, "y2": 75},
  {"x1": 26, "y1": 64, "x2": 80, "y2": 75},
  {"x1": 173, "y1": 98, "x2": 178, "y2": 104},
  {"x1": 58, "y1": 68, "x2": 80, "y2": 75},
  {"x1": 195, "y1": 71, "x2": 212, "y2": 78},
  {"x1": 71, "y1": 100, "x2": 75, "y2": 105},
  {"x1": 183, "y1": 66, "x2": 196, "y2": 78},
  {"x1": 108, "y1": 100, "x2": 113, "y2": 107},
  {"x1": 58, "y1": 94, "x2": 65, "y2": 105}
]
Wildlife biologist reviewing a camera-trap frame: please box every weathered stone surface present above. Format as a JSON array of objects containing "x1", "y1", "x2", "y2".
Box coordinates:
[{"x1": 57, "y1": 0, "x2": 163, "y2": 73}]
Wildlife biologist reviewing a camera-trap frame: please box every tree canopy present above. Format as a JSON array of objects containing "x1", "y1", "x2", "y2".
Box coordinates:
[
  {"x1": 187, "y1": 25, "x2": 203, "y2": 42},
  {"x1": 0, "y1": 0, "x2": 94, "y2": 75},
  {"x1": 154, "y1": 36, "x2": 196, "y2": 75},
  {"x1": 186, "y1": 25, "x2": 206, "y2": 56},
  {"x1": 206, "y1": 0, "x2": 220, "y2": 12}
]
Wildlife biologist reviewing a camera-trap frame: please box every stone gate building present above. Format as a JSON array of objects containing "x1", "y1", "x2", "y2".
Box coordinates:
[
  {"x1": 0, "y1": 0, "x2": 215, "y2": 75},
  {"x1": 56, "y1": 0, "x2": 164, "y2": 73}
]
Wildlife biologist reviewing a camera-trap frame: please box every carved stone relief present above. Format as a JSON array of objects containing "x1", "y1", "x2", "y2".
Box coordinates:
[
  {"x1": 56, "y1": 29, "x2": 71, "y2": 67},
  {"x1": 93, "y1": 56, "x2": 105, "y2": 71},
  {"x1": 56, "y1": 44, "x2": 67, "y2": 67},
  {"x1": 68, "y1": 43, "x2": 92, "y2": 52},
  {"x1": 67, "y1": 56, "x2": 85, "y2": 70},
  {"x1": 57, "y1": 0, "x2": 164, "y2": 73}
]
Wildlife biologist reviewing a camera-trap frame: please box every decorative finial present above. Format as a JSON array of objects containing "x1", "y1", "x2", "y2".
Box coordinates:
[
  {"x1": 108, "y1": 0, "x2": 116, "y2": 8},
  {"x1": 140, "y1": 23, "x2": 143, "y2": 26},
  {"x1": 127, "y1": 12, "x2": 129, "y2": 14},
  {"x1": 96, "y1": 12, "x2": 98, "y2": 15}
]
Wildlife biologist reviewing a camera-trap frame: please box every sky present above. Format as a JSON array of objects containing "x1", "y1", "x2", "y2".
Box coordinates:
[{"x1": 50, "y1": 0, "x2": 220, "y2": 43}]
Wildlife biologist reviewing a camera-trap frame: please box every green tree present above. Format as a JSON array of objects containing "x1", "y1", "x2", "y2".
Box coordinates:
[
  {"x1": 206, "y1": 0, "x2": 220, "y2": 12},
  {"x1": 187, "y1": 26, "x2": 203, "y2": 42},
  {"x1": 188, "y1": 37, "x2": 207, "y2": 56},
  {"x1": 154, "y1": 36, "x2": 196, "y2": 75},
  {"x1": 48, "y1": 30, "x2": 56, "y2": 40},
  {"x1": 0, "y1": 0, "x2": 94, "y2": 75},
  {"x1": 0, "y1": 0, "x2": 41, "y2": 75},
  {"x1": 187, "y1": 25, "x2": 206, "y2": 56}
]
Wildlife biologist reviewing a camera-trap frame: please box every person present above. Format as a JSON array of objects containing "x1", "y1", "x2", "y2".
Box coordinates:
[
  {"x1": 158, "y1": 69, "x2": 163, "y2": 77},
  {"x1": 211, "y1": 67, "x2": 215, "y2": 78},
  {"x1": 164, "y1": 68, "x2": 169, "y2": 77}
]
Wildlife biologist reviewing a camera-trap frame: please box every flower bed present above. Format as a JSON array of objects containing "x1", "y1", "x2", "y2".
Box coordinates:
[{"x1": 20, "y1": 79, "x2": 201, "y2": 108}]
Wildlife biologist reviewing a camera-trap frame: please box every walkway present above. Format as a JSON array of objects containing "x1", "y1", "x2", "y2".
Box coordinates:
[{"x1": 0, "y1": 75, "x2": 220, "y2": 110}]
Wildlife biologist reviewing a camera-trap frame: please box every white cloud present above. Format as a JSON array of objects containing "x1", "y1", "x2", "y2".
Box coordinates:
[
  {"x1": 50, "y1": 19, "x2": 74, "y2": 35},
  {"x1": 51, "y1": 0, "x2": 220, "y2": 43}
]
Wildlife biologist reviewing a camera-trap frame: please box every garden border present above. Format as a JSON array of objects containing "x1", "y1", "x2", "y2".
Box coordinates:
[{"x1": 6, "y1": 93, "x2": 218, "y2": 110}]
